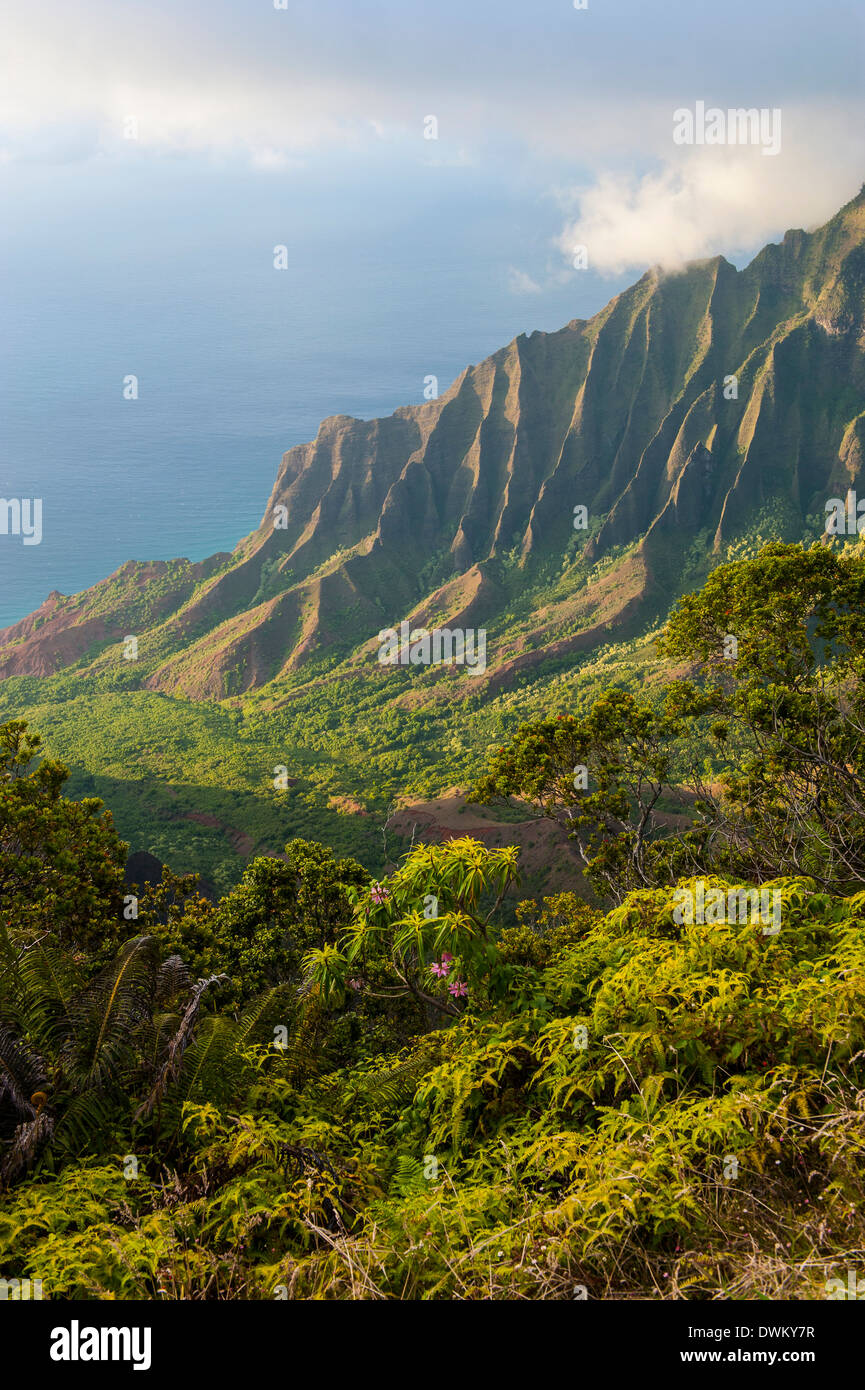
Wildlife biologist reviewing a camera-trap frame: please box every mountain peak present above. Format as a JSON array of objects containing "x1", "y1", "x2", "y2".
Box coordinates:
[{"x1": 2, "y1": 191, "x2": 864, "y2": 697}]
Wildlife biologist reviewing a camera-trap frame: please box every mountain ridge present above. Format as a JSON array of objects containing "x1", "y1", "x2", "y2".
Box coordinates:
[{"x1": 3, "y1": 184, "x2": 865, "y2": 699}]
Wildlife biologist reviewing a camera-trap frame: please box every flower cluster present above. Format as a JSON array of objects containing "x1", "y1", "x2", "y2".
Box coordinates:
[
  {"x1": 430, "y1": 950, "x2": 454, "y2": 978},
  {"x1": 429, "y1": 952, "x2": 467, "y2": 1000}
]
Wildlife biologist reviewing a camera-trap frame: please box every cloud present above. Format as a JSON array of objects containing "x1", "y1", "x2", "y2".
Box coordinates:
[
  {"x1": 0, "y1": 0, "x2": 862, "y2": 304},
  {"x1": 556, "y1": 115, "x2": 865, "y2": 275},
  {"x1": 507, "y1": 267, "x2": 543, "y2": 295},
  {"x1": 0, "y1": 5, "x2": 374, "y2": 165},
  {"x1": 3, "y1": 0, "x2": 861, "y2": 175},
  {"x1": 249, "y1": 148, "x2": 305, "y2": 172},
  {"x1": 422, "y1": 147, "x2": 476, "y2": 168}
]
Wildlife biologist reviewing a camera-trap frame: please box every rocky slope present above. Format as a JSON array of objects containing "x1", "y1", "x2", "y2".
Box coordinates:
[{"x1": 3, "y1": 186, "x2": 864, "y2": 699}]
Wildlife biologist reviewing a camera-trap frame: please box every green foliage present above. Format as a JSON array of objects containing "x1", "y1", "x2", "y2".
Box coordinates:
[
  {"x1": 473, "y1": 543, "x2": 865, "y2": 899},
  {"x1": 304, "y1": 837, "x2": 520, "y2": 1019},
  {"x1": 497, "y1": 892, "x2": 600, "y2": 968},
  {"x1": 471, "y1": 689, "x2": 699, "y2": 901},
  {"x1": 4, "y1": 871, "x2": 864, "y2": 1300},
  {"x1": 136, "y1": 840, "x2": 368, "y2": 1006},
  {"x1": 661, "y1": 541, "x2": 865, "y2": 889},
  {"x1": 0, "y1": 720, "x2": 127, "y2": 952},
  {"x1": 5, "y1": 534, "x2": 865, "y2": 1301}
]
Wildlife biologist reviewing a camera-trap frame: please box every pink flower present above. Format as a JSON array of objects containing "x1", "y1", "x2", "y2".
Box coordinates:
[
  {"x1": 370, "y1": 882, "x2": 390, "y2": 906},
  {"x1": 440, "y1": 951, "x2": 454, "y2": 964},
  {"x1": 348, "y1": 978, "x2": 364, "y2": 991},
  {"x1": 431, "y1": 961, "x2": 450, "y2": 978},
  {"x1": 448, "y1": 980, "x2": 468, "y2": 999}
]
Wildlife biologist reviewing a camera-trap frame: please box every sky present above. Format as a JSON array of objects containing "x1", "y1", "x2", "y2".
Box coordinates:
[
  {"x1": 2, "y1": 0, "x2": 863, "y2": 274},
  {"x1": 0, "y1": 0, "x2": 863, "y2": 624}
]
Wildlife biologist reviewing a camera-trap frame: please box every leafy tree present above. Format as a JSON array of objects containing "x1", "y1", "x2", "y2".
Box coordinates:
[
  {"x1": 661, "y1": 540, "x2": 865, "y2": 889},
  {"x1": 139, "y1": 839, "x2": 368, "y2": 1004},
  {"x1": 0, "y1": 720, "x2": 127, "y2": 950},
  {"x1": 497, "y1": 892, "x2": 600, "y2": 968},
  {"x1": 471, "y1": 690, "x2": 709, "y2": 902},
  {"x1": 304, "y1": 837, "x2": 520, "y2": 1018},
  {"x1": 473, "y1": 543, "x2": 865, "y2": 898}
]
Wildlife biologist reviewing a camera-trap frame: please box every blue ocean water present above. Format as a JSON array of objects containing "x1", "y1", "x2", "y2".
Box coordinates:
[{"x1": 0, "y1": 153, "x2": 632, "y2": 628}]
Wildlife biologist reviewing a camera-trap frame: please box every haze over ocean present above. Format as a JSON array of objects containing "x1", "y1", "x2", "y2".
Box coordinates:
[
  {"x1": 1, "y1": 0, "x2": 860, "y2": 628},
  {"x1": 0, "y1": 155, "x2": 633, "y2": 628}
]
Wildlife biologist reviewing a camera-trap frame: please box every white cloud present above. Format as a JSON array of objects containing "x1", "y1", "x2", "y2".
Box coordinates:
[
  {"x1": 0, "y1": 6, "x2": 372, "y2": 164},
  {"x1": 507, "y1": 267, "x2": 543, "y2": 295},
  {"x1": 422, "y1": 147, "x2": 476, "y2": 168},
  {"x1": 3, "y1": 3, "x2": 858, "y2": 179},
  {"x1": 0, "y1": 0, "x2": 862, "y2": 292},
  {"x1": 556, "y1": 112, "x2": 865, "y2": 275},
  {"x1": 249, "y1": 148, "x2": 305, "y2": 172}
]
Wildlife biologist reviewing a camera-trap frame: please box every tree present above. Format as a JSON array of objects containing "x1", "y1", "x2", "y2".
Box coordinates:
[
  {"x1": 661, "y1": 540, "x2": 865, "y2": 889},
  {"x1": 304, "y1": 837, "x2": 520, "y2": 1019},
  {"x1": 470, "y1": 690, "x2": 708, "y2": 902},
  {"x1": 0, "y1": 720, "x2": 128, "y2": 951},
  {"x1": 140, "y1": 839, "x2": 368, "y2": 1004},
  {"x1": 472, "y1": 542, "x2": 865, "y2": 899}
]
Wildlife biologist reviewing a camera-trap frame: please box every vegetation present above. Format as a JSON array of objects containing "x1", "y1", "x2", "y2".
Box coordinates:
[
  {"x1": 3, "y1": 189, "x2": 865, "y2": 900},
  {"x1": 2, "y1": 544, "x2": 865, "y2": 1300},
  {"x1": 473, "y1": 543, "x2": 865, "y2": 900}
]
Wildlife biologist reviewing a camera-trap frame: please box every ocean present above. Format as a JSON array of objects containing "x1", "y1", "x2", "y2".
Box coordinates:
[{"x1": 0, "y1": 152, "x2": 631, "y2": 628}]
